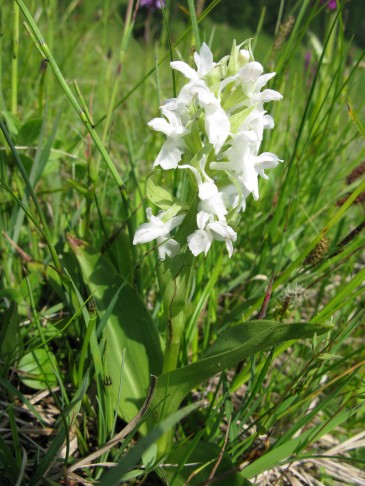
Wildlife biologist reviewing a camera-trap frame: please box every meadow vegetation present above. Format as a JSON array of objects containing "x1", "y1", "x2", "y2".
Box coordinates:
[{"x1": 0, "y1": 0, "x2": 365, "y2": 484}]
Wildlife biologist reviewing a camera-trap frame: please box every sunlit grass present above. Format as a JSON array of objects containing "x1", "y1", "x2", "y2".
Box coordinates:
[{"x1": 0, "y1": 0, "x2": 364, "y2": 485}]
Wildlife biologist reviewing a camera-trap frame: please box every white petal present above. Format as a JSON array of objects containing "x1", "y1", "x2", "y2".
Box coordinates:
[
  {"x1": 239, "y1": 62, "x2": 264, "y2": 82},
  {"x1": 238, "y1": 49, "x2": 250, "y2": 66},
  {"x1": 195, "y1": 42, "x2": 215, "y2": 78},
  {"x1": 148, "y1": 117, "x2": 174, "y2": 136},
  {"x1": 255, "y1": 152, "x2": 282, "y2": 179},
  {"x1": 194, "y1": 83, "x2": 216, "y2": 106},
  {"x1": 154, "y1": 140, "x2": 183, "y2": 169},
  {"x1": 170, "y1": 61, "x2": 199, "y2": 80},
  {"x1": 256, "y1": 72, "x2": 276, "y2": 91},
  {"x1": 252, "y1": 89, "x2": 283, "y2": 104},
  {"x1": 263, "y1": 114, "x2": 275, "y2": 129},
  {"x1": 187, "y1": 229, "x2": 213, "y2": 256},
  {"x1": 208, "y1": 221, "x2": 237, "y2": 241},
  {"x1": 178, "y1": 163, "x2": 202, "y2": 185},
  {"x1": 225, "y1": 238, "x2": 234, "y2": 258},
  {"x1": 196, "y1": 210, "x2": 210, "y2": 230},
  {"x1": 197, "y1": 180, "x2": 228, "y2": 220},
  {"x1": 162, "y1": 100, "x2": 190, "y2": 125},
  {"x1": 133, "y1": 220, "x2": 166, "y2": 244},
  {"x1": 198, "y1": 181, "x2": 218, "y2": 200},
  {"x1": 165, "y1": 213, "x2": 186, "y2": 232},
  {"x1": 204, "y1": 102, "x2": 230, "y2": 153},
  {"x1": 162, "y1": 110, "x2": 187, "y2": 134},
  {"x1": 157, "y1": 238, "x2": 180, "y2": 260}
]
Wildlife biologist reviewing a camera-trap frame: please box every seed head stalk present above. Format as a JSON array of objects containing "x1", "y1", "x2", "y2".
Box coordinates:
[{"x1": 11, "y1": 2, "x2": 19, "y2": 115}]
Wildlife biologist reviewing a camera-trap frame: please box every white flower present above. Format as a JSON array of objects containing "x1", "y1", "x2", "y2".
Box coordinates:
[
  {"x1": 138, "y1": 40, "x2": 283, "y2": 259},
  {"x1": 221, "y1": 182, "x2": 250, "y2": 212},
  {"x1": 133, "y1": 208, "x2": 185, "y2": 260},
  {"x1": 148, "y1": 108, "x2": 188, "y2": 169},
  {"x1": 187, "y1": 213, "x2": 237, "y2": 257},
  {"x1": 179, "y1": 159, "x2": 229, "y2": 220},
  {"x1": 170, "y1": 42, "x2": 216, "y2": 81},
  {"x1": 237, "y1": 62, "x2": 282, "y2": 106},
  {"x1": 178, "y1": 80, "x2": 230, "y2": 153},
  {"x1": 220, "y1": 61, "x2": 282, "y2": 109},
  {"x1": 238, "y1": 107, "x2": 274, "y2": 145},
  {"x1": 197, "y1": 181, "x2": 228, "y2": 222},
  {"x1": 211, "y1": 131, "x2": 282, "y2": 201},
  {"x1": 203, "y1": 97, "x2": 230, "y2": 153}
]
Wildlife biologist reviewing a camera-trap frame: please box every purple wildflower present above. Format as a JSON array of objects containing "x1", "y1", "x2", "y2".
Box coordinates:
[
  {"x1": 140, "y1": 0, "x2": 165, "y2": 9},
  {"x1": 320, "y1": 0, "x2": 337, "y2": 10},
  {"x1": 304, "y1": 51, "x2": 312, "y2": 71}
]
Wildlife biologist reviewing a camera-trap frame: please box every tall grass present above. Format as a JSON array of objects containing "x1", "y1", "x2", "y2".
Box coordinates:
[{"x1": 0, "y1": 0, "x2": 364, "y2": 484}]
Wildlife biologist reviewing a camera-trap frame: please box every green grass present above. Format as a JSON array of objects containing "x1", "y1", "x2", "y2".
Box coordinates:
[{"x1": 1, "y1": 0, "x2": 365, "y2": 485}]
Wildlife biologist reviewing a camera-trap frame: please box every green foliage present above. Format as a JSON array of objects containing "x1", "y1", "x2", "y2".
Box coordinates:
[
  {"x1": 18, "y1": 348, "x2": 58, "y2": 389},
  {"x1": 66, "y1": 234, "x2": 163, "y2": 426},
  {"x1": 0, "y1": 0, "x2": 364, "y2": 484},
  {"x1": 153, "y1": 321, "x2": 332, "y2": 421}
]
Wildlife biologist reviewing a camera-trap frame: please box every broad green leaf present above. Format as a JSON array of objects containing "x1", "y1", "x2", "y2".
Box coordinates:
[
  {"x1": 66, "y1": 234, "x2": 163, "y2": 424},
  {"x1": 18, "y1": 348, "x2": 58, "y2": 390},
  {"x1": 17, "y1": 118, "x2": 43, "y2": 146},
  {"x1": 146, "y1": 173, "x2": 176, "y2": 210},
  {"x1": 108, "y1": 231, "x2": 133, "y2": 281},
  {"x1": 0, "y1": 288, "x2": 23, "y2": 304},
  {"x1": 152, "y1": 321, "x2": 332, "y2": 419}
]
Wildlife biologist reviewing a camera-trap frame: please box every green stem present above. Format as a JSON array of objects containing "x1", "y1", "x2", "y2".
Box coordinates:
[
  {"x1": 77, "y1": 307, "x2": 96, "y2": 387},
  {"x1": 11, "y1": 2, "x2": 19, "y2": 115},
  {"x1": 157, "y1": 309, "x2": 186, "y2": 457},
  {"x1": 187, "y1": 0, "x2": 200, "y2": 50},
  {"x1": 162, "y1": 309, "x2": 185, "y2": 374}
]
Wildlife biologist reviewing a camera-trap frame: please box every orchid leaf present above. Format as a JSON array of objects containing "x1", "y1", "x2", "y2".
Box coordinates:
[
  {"x1": 67, "y1": 234, "x2": 163, "y2": 425},
  {"x1": 146, "y1": 173, "x2": 176, "y2": 210},
  {"x1": 18, "y1": 348, "x2": 58, "y2": 390},
  {"x1": 152, "y1": 320, "x2": 332, "y2": 420}
]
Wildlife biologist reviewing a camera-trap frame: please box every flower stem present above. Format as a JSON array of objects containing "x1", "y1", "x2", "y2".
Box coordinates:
[{"x1": 162, "y1": 308, "x2": 185, "y2": 374}]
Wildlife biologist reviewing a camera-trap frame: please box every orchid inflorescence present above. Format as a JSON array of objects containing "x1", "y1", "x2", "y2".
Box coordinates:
[{"x1": 133, "y1": 41, "x2": 283, "y2": 259}]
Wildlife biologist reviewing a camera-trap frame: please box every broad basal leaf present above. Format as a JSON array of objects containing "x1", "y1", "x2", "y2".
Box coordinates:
[
  {"x1": 67, "y1": 234, "x2": 163, "y2": 425},
  {"x1": 152, "y1": 320, "x2": 332, "y2": 420},
  {"x1": 18, "y1": 348, "x2": 58, "y2": 390}
]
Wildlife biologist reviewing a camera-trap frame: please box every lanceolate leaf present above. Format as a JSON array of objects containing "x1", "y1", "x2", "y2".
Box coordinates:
[
  {"x1": 67, "y1": 234, "x2": 163, "y2": 425},
  {"x1": 152, "y1": 320, "x2": 332, "y2": 420},
  {"x1": 146, "y1": 173, "x2": 176, "y2": 210}
]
